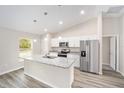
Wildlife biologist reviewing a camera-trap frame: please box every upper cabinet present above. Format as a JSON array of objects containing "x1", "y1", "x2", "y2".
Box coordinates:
[
  {"x1": 68, "y1": 38, "x2": 75, "y2": 47},
  {"x1": 68, "y1": 40, "x2": 75, "y2": 47},
  {"x1": 51, "y1": 37, "x2": 80, "y2": 48},
  {"x1": 51, "y1": 39, "x2": 59, "y2": 47},
  {"x1": 68, "y1": 38, "x2": 80, "y2": 47},
  {"x1": 51, "y1": 35, "x2": 98, "y2": 48},
  {"x1": 74, "y1": 39, "x2": 80, "y2": 47},
  {"x1": 59, "y1": 38, "x2": 68, "y2": 42}
]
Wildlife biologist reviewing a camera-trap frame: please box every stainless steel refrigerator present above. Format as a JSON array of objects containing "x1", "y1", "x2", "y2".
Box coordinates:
[{"x1": 80, "y1": 40, "x2": 99, "y2": 74}]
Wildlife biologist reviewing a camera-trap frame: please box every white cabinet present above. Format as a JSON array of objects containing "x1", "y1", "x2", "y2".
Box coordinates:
[
  {"x1": 68, "y1": 39, "x2": 80, "y2": 48},
  {"x1": 51, "y1": 38, "x2": 69, "y2": 47},
  {"x1": 51, "y1": 37, "x2": 80, "y2": 48},
  {"x1": 68, "y1": 39, "x2": 75, "y2": 47},
  {"x1": 51, "y1": 39, "x2": 59, "y2": 47},
  {"x1": 74, "y1": 39, "x2": 80, "y2": 47},
  {"x1": 59, "y1": 38, "x2": 68, "y2": 42},
  {"x1": 51, "y1": 36, "x2": 98, "y2": 48}
]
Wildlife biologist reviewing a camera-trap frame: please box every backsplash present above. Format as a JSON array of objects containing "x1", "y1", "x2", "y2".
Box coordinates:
[{"x1": 50, "y1": 47, "x2": 80, "y2": 53}]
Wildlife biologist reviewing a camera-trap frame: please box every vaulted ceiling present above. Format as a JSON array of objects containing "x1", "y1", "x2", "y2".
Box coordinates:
[{"x1": 0, "y1": 5, "x2": 121, "y2": 34}]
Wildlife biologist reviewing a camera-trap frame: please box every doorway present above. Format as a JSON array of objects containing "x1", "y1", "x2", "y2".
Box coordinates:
[{"x1": 102, "y1": 36, "x2": 118, "y2": 73}]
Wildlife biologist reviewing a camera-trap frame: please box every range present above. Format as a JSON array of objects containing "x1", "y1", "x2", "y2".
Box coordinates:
[{"x1": 58, "y1": 49, "x2": 70, "y2": 57}]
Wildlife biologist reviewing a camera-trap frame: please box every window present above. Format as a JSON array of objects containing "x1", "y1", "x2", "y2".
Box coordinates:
[
  {"x1": 19, "y1": 38, "x2": 32, "y2": 58},
  {"x1": 19, "y1": 38, "x2": 32, "y2": 51}
]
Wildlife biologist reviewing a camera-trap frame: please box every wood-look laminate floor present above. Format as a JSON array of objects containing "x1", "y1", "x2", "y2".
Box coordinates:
[
  {"x1": 72, "y1": 68, "x2": 124, "y2": 88},
  {"x1": 0, "y1": 68, "x2": 124, "y2": 88}
]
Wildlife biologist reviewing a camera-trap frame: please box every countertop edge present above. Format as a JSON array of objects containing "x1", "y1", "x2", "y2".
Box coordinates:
[{"x1": 21, "y1": 57, "x2": 75, "y2": 69}]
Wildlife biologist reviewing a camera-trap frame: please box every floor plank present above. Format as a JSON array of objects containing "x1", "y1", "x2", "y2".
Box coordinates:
[{"x1": 0, "y1": 67, "x2": 124, "y2": 88}]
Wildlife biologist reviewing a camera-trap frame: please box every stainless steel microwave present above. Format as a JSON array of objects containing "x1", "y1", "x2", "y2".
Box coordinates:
[{"x1": 59, "y1": 42, "x2": 69, "y2": 47}]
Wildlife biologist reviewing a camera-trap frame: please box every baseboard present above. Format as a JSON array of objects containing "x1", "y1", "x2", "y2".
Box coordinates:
[
  {"x1": 102, "y1": 63, "x2": 110, "y2": 66},
  {"x1": 117, "y1": 70, "x2": 124, "y2": 76},
  {"x1": 0, "y1": 66, "x2": 24, "y2": 76},
  {"x1": 99, "y1": 71, "x2": 103, "y2": 75}
]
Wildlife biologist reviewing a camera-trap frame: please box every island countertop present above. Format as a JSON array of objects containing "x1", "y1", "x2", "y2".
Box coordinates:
[{"x1": 20, "y1": 55, "x2": 76, "y2": 69}]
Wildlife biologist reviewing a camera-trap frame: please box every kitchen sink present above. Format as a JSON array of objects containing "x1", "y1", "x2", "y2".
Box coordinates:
[{"x1": 42, "y1": 55, "x2": 57, "y2": 59}]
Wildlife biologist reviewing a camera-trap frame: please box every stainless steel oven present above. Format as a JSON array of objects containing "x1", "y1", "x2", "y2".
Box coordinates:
[{"x1": 58, "y1": 49, "x2": 70, "y2": 57}]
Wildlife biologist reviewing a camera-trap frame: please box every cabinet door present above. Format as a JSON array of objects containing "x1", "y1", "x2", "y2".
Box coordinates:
[
  {"x1": 60, "y1": 38, "x2": 68, "y2": 42},
  {"x1": 74, "y1": 39, "x2": 80, "y2": 47},
  {"x1": 68, "y1": 39, "x2": 75, "y2": 47},
  {"x1": 51, "y1": 39, "x2": 59, "y2": 47}
]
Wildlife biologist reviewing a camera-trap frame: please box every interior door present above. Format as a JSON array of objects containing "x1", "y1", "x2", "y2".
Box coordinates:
[{"x1": 110, "y1": 37, "x2": 116, "y2": 70}]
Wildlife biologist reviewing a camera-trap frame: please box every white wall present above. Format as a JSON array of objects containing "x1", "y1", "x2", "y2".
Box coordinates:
[
  {"x1": 119, "y1": 15, "x2": 124, "y2": 75},
  {"x1": 52, "y1": 18, "x2": 98, "y2": 38},
  {"x1": 102, "y1": 16, "x2": 120, "y2": 73},
  {"x1": 0, "y1": 27, "x2": 41, "y2": 75},
  {"x1": 102, "y1": 37, "x2": 110, "y2": 65},
  {"x1": 103, "y1": 17, "x2": 120, "y2": 36}
]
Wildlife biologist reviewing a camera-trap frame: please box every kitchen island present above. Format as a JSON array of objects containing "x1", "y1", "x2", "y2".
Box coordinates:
[{"x1": 20, "y1": 55, "x2": 76, "y2": 88}]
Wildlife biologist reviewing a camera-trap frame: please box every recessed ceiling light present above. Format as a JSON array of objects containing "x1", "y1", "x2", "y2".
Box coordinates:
[
  {"x1": 58, "y1": 36, "x2": 62, "y2": 39},
  {"x1": 33, "y1": 39, "x2": 37, "y2": 42},
  {"x1": 44, "y1": 28, "x2": 48, "y2": 32},
  {"x1": 33, "y1": 20, "x2": 37, "y2": 22},
  {"x1": 80, "y1": 10, "x2": 85, "y2": 15},
  {"x1": 59, "y1": 21, "x2": 63, "y2": 25},
  {"x1": 44, "y1": 37, "x2": 48, "y2": 41}
]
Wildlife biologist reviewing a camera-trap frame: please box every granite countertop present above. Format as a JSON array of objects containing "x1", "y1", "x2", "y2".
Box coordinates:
[
  {"x1": 49, "y1": 51, "x2": 80, "y2": 54},
  {"x1": 20, "y1": 55, "x2": 76, "y2": 69}
]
